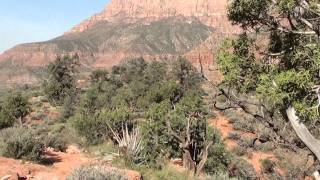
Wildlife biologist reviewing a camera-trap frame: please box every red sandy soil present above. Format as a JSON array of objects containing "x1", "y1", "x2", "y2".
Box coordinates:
[
  {"x1": 209, "y1": 111, "x2": 277, "y2": 176},
  {"x1": 0, "y1": 146, "x2": 90, "y2": 180},
  {"x1": 0, "y1": 146, "x2": 141, "y2": 180}
]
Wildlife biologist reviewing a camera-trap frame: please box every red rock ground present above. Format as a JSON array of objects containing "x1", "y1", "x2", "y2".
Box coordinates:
[
  {"x1": 209, "y1": 111, "x2": 277, "y2": 177},
  {"x1": 0, "y1": 146, "x2": 140, "y2": 180}
]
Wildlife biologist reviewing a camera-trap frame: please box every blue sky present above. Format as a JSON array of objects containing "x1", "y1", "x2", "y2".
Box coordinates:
[{"x1": 0, "y1": 0, "x2": 110, "y2": 53}]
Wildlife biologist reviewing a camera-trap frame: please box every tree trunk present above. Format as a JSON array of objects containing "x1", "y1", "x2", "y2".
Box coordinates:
[
  {"x1": 195, "y1": 141, "x2": 213, "y2": 175},
  {"x1": 286, "y1": 107, "x2": 320, "y2": 161},
  {"x1": 182, "y1": 150, "x2": 196, "y2": 173}
]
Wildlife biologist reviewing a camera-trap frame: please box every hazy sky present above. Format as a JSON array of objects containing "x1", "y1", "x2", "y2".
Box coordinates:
[{"x1": 0, "y1": 0, "x2": 110, "y2": 53}]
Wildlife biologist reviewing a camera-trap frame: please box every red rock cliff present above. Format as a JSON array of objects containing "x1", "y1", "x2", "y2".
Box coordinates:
[{"x1": 68, "y1": 0, "x2": 235, "y2": 34}]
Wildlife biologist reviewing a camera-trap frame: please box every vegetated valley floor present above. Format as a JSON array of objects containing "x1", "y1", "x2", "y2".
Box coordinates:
[{"x1": 0, "y1": 74, "x2": 315, "y2": 180}]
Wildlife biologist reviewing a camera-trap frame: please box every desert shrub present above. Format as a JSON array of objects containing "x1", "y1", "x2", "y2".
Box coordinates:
[
  {"x1": 72, "y1": 107, "x2": 132, "y2": 145},
  {"x1": 227, "y1": 132, "x2": 241, "y2": 140},
  {"x1": 60, "y1": 95, "x2": 76, "y2": 121},
  {"x1": 0, "y1": 106, "x2": 15, "y2": 129},
  {"x1": 233, "y1": 121, "x2": 246, "y2": 131},
  {"x1": 233, "y1": 146, "x2": 247, "y2": 156},
  {"x1": 238, "y1": 137, "x2": 254, "y2": 149},
  {"x1": 224, "y1": 112, "x2": 241, "y2": 124},
  {"x1": 0, "y1": 127, "x2": 44, "y2": 161},
  {"x1": 43, "y1": 55, "x2": 78, "y2": 105},
  {"x1": 72, "y1": 113, "x2": 109, "y2": 145},
  {"x1": 73, "y1": 58, "x2": 229, "y2": 174},
  {"x1": 275, "y1": 149, "x2": 313, "y2": 179},
  {"x1": 255, "y1": 142, "x2": 274, "y2": 152},
  {"x1": 205, "y1": 142, "x2": 230, "y2": 175},
  {"x1": 285, "y1": 166, "x2": 308, "y2": 179},
  {"x1": 204, "y1": 172, "x2": 237, "y2": 180},
  {"x1": 149, "y1": 165, "x2": 189, "y2": 180},
  {"x1": 230, "y1": 157, "x2": 257, "y2": 180},
  {"x1": 0, "y1": 92, "x2": 30, "y2": 129},
  {"x1": 67, "y1": 165, "x2": 128, "y2": 180},
  {"x1": 233, "y1": 120, "x2": 255, "y2": 133},
  {"x1": 170, "y1": 57, "x2": 202, "y2": 91},
  {"x1": 43, "y1": 133, "x2": 68, "y2": 152},
  {"x1": 4, "y1": 92, "x2": 30, "y2": 119},
  {"x1": 261, "y1": 159, "x2": 275, "y2": 173}
]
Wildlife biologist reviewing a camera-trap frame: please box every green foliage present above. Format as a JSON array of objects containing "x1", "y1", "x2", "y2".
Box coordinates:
[
  {"x1": 205, "y1": 140, "x2": 230, "y2": 175},
  {"x1": 72, "y1": 107, "x2": 132, "y2": 145},
  {"x1": 0, "y1": 93, "x2": 30, "y2": 129},
  {"x1": 71, "y1": 58, "x2": 230, "y2": 175},
  {"x1": 228, "y1": 0, "x2": 270, "y2": 28},
  {"x1": 233, "y1": 146, "x2": 247, "y2": 157},
  {"x1": 4, "y1": 92, "x2": 30, "y2": 119},
  {"x1": 43, "y1": 133, "x2": 68, "y2": 152},
  {"x1": 43, "y1": 55, "x2": 78, "y2": 105},
  {"x1": 219, "y1": 0, "x2": 320, "y2": 138},
  {"x1": 217, "y1": 35, "x2": 260, "y2": 93},
  {"x1": 0, "y1": 127, "x2": 44, "y2": 161},
  {"x1": 261, "y1": 159, "x2": 275, "y2": 173},
  {"x1": 72, "y1": 113, "x2": 109, "y2": 145},
  {"x1": 227, "y1": 132, "x2": 241, "y2": 140},
  {"x1": 0, "y1": 106, "x2": 15, "y2": 129},
  {"x1": 255, "y1": 142, "x2": 275, "y2": 152},
  {"x1": 171, "y1": 57, "x2": 202, "y2": 91},
  {"x1": 90, "y1": 69, "x2": 109, "y2": 83},
  {"x1": 147, "y1": 166, "x2": 189, "y2": 180},
  {"x1": 230, "y1": 157, "x2": 257, "y2": 180},
  {"x1": 67, "y1": 166, "x2": 128, "y2": 180}
]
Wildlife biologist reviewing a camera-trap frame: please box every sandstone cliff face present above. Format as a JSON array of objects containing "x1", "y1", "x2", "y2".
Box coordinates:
[
  {"x1": 68, "y1": 0, "x2": 234, "y2": 34},
  {"x1": 0, "y1": 0, "x2": 237, "y2": 85}
]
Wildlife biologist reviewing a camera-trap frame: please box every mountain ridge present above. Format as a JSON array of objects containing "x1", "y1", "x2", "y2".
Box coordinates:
[
  {"x1": 67, "y1": 0, "x2": 235, "y2": 34},
  {"x1": 0, "y1": 0, "x2": 237, "y2": 85}
]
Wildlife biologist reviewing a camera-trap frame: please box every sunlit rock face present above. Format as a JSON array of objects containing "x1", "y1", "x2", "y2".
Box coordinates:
[
  {"x1": 0, "y1": 0, "x2": 238, "y2": 85},
  {"x1": 68, "y1": 0, "x2": 235, "y2": 34}
]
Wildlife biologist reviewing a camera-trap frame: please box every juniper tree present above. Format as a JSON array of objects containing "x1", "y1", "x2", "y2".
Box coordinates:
[
  {"x1": 217, "y1": 0, "x2": 320, "y2": 163},
  {"x1": 43, "y1": 55, "x2": 78, "y2": 105}
]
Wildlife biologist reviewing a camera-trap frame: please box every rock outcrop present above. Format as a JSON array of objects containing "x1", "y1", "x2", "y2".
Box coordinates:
[
  {"x1": 0, "y1": 0, "x2": 238, "y2": 85},
  {"x1": 68, "y1": 0, "x2": 235, "y2": 34}
]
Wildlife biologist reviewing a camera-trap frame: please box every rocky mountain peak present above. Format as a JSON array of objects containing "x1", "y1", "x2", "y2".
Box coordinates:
[{"x1": 67, "y1": 0, "x2": 234, "y2": 34}]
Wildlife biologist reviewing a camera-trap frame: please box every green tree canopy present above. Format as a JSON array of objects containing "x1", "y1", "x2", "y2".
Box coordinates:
[
  {"x1": 43, "y1": 55, "x2": 78, "y2": 105},
  {"x1": 217, "y1": 0, "x2": 320, "y2": 162},
  {"x1": 0, "y1": 93, "x2": 30, "y2": 129}
]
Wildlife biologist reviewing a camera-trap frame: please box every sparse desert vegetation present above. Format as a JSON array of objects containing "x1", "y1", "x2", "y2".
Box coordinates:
[{"x1": 0, "y1": 0, "x2": 320, "y2": 179}]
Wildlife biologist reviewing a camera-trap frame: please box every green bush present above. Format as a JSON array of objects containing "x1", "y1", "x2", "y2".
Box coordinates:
[
  {"x1": 261, "y1": 159, "x2": 275, "y2": 173},
  {"x1": 255, "y1": 142, "x2": 274, "y2": 152},
  {"x1": 0, "y1": 127, "x2": 44, "y2": 161},
  {"x1": 72, "y1": 113, "x2": 109, "y2": 145},
  {"x1": 238, "y1": 137, "x2": 254, "y2": 149},
  {"x1": 43, "y1": 55, "x2": 78, "y2": 105},
  {"x1": 230, "y1": 157, "x2": 257, "y2": 180},
  {"x1": 67, "y1": 165, "x2": 128, "y2": 180},
  {"x1": 72, "y1": 107, "x2": 132, "y2": 144},
  {"x1": 233, "y1": 146, "x2": 247, "y2": 156},
  {"x1": 150, "y1": 166, "x2": 189, "y2": 180},
  {"x1": 205, "y1": 142, "x2": 230, "y2": 175},
  {"x1": 43, "y1": 133, "x2": 68, "y2": 152},
  {"x1": 0, "y1": 93, "x2": 30, "y2": 129},
  {"x1": 4, "y1": 92, "x2": 30, "y2": 119},
  {"x1": 227, "y1": 132, "x2": 241, "y2": 140},
  {"x1": 204, "y1": 172, "x2": 237, "y2": 180},
  {"x1": 0, "y1": 107, "x2": 15, "y2": 129}
]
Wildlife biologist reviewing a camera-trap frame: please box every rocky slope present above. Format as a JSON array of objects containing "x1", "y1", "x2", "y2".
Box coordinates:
[
  {"x1": 68, "y1": 0, "x2": 234, "y2": 34},
  {"x1": 0, "y1": 0, "x2": 238, "y2": 85}
]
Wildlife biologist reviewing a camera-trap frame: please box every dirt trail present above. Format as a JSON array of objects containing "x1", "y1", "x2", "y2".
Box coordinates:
[
  {"x1": 0, "y1": 146, "x2": 92, "y2": 180},
  {"x1": 0, "y1": 146, "x2": 140, "y2": 180},
  {"x1": 209, "y1": 111, "x2": 276, "y2": 175}
]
